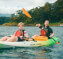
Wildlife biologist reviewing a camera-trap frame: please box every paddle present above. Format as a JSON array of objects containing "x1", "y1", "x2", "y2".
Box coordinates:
[
  {"x1": 22, "y1": 8, "x2": 32, "y2": 18},
  {"x1": 32, "y1": 36, "x2": 48, "y2": 41},
  {"x1": 23, "y1": 36, "x2": 48, "y2": 41},
  {"x1": 51, "y1": 37, "x2": 59, "y2": 44},
  {"x1": 22, "y1": 37, "x2": 36, "y2": 41}
]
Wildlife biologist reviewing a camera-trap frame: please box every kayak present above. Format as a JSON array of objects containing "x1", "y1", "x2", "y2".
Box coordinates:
[{"x1": 0, "y1": 37, "x2": 60, "y2": 48}]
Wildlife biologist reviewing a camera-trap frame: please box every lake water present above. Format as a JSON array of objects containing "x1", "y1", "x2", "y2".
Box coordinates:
[{"x1": 0, "y1": 26, "x2": 63, "y2": 59}]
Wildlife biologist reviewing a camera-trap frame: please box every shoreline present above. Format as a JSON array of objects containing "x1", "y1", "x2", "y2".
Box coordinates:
[{"x1": 1, "y1": 22, "x2": 63, "y2": 26}]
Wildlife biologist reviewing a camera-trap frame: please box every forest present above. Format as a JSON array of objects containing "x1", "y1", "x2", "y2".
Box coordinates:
[{"x1": 0, "y1": 0, "x2": 63, "y2": 26}]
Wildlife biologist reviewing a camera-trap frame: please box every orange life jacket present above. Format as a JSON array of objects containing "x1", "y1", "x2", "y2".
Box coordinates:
[
  {"x1": 41, "y1": 29, "x2": 48, "y2": 36},
  {"x1": 15, "y1": 30, "x2": 24, "y2": 37}
]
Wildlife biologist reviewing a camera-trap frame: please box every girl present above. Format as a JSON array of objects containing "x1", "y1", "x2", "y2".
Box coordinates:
[{"x1": 0, "y1": 22, "x2": 29, "y2": 42}]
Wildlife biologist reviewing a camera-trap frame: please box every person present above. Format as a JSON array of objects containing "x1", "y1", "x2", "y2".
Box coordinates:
[
  {"x1": 15, "y1": 22, "x2": 29, "y2": 41},
  {"x1": 0, "y1": 22, "x2": 29, "y2": 42},
  {"x1": 32, "y1": 20, "x2": 54, "y2": 39}
]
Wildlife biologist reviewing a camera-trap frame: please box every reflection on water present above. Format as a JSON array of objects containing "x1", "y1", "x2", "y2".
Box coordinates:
[
  {"x1": 0, "y1": 26, "x2": 63, "y2": 59},
  {"x1": 0, "y1": 47, "x2": 52, "y2": 59}
]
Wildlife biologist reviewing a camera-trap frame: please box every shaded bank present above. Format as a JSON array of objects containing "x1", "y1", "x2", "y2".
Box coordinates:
[{"x1": 1, "y1": 22, "x2": 63, "y2": 26}]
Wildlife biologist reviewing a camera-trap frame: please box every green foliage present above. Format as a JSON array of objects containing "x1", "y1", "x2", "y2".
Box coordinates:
[
  {"x1": 2, "y1": 22, "x2": 18, "y2": 26},
  {"x1": 0, "y1": 0, "x2": 63, "y2": 26},
  {"x1": 10, "y1": 0, "x2": 63, "y2": 24},
  {"x1": 60, "y1": 19, "x2": 63, "y2": 23},
  {"x1": 0, "y1": 17, "x2": 9, "y2": 25}
]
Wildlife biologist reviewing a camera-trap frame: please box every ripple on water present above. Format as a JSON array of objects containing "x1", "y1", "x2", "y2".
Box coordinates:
[{"x1": 0, "y1": 26, "x2": 63, "y2": 59}]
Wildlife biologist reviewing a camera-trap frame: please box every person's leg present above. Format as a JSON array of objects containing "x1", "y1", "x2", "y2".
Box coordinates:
[
  {"x1": 32, "y1": 35, "x2": 39, "y2": 38},
  {"x1": 6, "y1": 36, "x2": 18, "y2": 42},
  {"x1": 0, "y1": 36, "x2": 10, "y2": 41}
]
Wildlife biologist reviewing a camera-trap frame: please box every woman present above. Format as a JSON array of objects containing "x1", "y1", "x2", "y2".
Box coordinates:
[{"x1": 0, "y1": 22, "x2": 29, "y2": 42}]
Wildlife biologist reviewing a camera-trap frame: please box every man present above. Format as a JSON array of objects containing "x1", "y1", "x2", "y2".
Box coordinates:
[{"x1": 33, "y1": 20, "x2": 54, "y2": 39}]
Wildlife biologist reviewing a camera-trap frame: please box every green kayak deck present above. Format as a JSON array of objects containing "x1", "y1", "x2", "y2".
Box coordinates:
[{"x1": 0, "y1": 37, "x2": 60, "y2": 48}]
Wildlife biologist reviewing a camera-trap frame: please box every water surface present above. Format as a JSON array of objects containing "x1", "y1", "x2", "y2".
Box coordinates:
[{"x1": 0, "y1": 26, "x2": 63, "y2": 59}]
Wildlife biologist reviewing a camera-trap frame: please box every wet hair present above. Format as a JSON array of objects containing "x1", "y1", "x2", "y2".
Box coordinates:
[
  {"x1": 18, "y1": 22, "x2": 24, "y2": 27},
  {"x1": 45, "y1": 20, "x2": 49, "y2": 23}
]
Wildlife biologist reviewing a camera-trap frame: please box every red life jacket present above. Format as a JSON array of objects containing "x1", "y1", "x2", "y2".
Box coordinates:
[
  {"x1": 15, "y1": 30, "x2": 23, "y2": 37},
  {"x1": 41, "y1": 29, "x2": 48, "y2": 36}
]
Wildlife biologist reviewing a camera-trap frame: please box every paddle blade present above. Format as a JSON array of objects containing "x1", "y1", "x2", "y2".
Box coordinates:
[
  {"x1": 56, "y1": 42, "x2": 59, "y2": 44},
  {"x1": 22, "y1": 8, "x2": 32, "y2": 18},
  {"x1": 33, "y1": 36, "x2": 48, "y2": 41}
]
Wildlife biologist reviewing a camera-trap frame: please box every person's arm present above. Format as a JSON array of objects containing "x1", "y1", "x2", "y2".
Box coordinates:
[
  {"x1": 16, "y1": 30, "x2": 29, "y2": 39},
  {"x1": 36, "y1": 24, "x2": 41, "y2": 27},
  {"x1": 24, "y1": 31, "x2": 29, "y2": 38},
  {"x1": 49, "y1": 33, "x2": 54, "y2": 37},
  {"x1": 36, "y1": 24, "x2": 43, "y2": 29}
]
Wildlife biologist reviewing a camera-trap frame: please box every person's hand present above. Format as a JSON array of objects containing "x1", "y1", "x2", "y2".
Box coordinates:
[
  {"x1": 36, "y1": 24, "x2": 40, "y2": 27},
  {"x1": 17, "y1": 35, "x2": 20, "y2": 37},
  {"x1": 20, "y1": 36, "x2": 23, "y2": 39},
  {"x1": 49, "y1": 35, "x2": 53, "y2": 38},
  {"x1": 49, "y1": 33, "x2": 54, "y2": 38},
  {"x1": 29, "y1": 39, "x2": 32, "y2": 41}
]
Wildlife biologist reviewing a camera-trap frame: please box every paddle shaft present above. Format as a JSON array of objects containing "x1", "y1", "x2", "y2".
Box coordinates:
[
  {"x1": 22, "y1": 37, "x2": 35, "y2": 41},
  {"x1": 51, "y1": 37, "x2": 59, "y2": 44}
]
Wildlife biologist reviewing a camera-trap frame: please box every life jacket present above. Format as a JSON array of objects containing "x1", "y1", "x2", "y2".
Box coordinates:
[
  {"x1": 15, "y1": 30, "x2": 24, "y2": 37},
  {"x1": 41, "y1": 27, "x2": 48, "y2": 36}
]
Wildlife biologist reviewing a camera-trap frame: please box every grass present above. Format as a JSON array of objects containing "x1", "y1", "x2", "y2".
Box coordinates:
[
  {"x1": 2, "y1": 22, "x2": 63, "y2": 26},
  {"x1": 50, "y1": 23, "x2": 60, "y2": 26},
  {"x1": 2, "y1": 22, "x2": 18, "y2": 26},
  {"x1": 50, "y1": 22, "x2": 63, "y2": 26}
]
